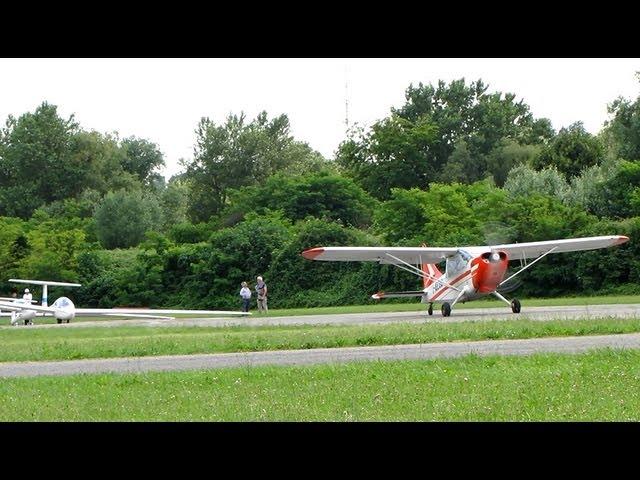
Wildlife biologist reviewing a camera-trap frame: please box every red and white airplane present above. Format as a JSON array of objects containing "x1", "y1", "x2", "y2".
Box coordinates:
[{"x1": 302, "y1": 235, "x2": 629, "y2": 317}]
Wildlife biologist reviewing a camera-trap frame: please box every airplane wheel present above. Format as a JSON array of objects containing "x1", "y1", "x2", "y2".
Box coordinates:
[
  {"x1": 441, "y1": 302, "x2": 451, "y2": 317},
  {"x1": 511, "y1": 298, "x2": 521, "y2": 314},
  {"x1": 57, "y1": 319, "x2": 62, "y2": 324},
  {"x1": 428, "y1": 303, "x2": 433, "y2": 316}
]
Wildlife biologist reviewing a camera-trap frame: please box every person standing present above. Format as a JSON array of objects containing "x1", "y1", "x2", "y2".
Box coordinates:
[
  {"x1": 22, "y1": 288, "x2": 32, "y2": 304},
  {"x1": 22, "y1": 288, "x2": 33, "y2": 325},
  {"x1": 239, "y1": 281, "x2": 252, "y2": 312},
  {"x1": 255, "y1": 276, "x2": 268, "y2": 314}
]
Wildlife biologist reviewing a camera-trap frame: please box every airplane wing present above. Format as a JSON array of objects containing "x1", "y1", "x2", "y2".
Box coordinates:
[
  {"x1": 0, "y1": 301, "x2": 250, "y2": 318},
  {"x1": 301, "y1": 246, "x2": 458, "y2": 264},
  {"x1": 74, "y1": 308, "x2": 250, "y2": 317},
  {"x1": 302, "y1": 236, "x2": 629, "y2": 264},
  {"x1": 0, "y1": 297, "x2": 37, "y2": 303},
  {"x1": 102, "y1": 313, "x2": 175, "y2": 320},
  {"x1": 0, "y1": 301, "x2": 60, "y2": 314},
  {"x1": 476, "y1": 235, "x2": 629, "y2": 260}
]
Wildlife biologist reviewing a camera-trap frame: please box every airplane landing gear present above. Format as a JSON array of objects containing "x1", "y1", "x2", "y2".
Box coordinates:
[
  {"x1": 441, "y1": 302, "x2": 451, "y2": 317},
  {"x1": 511, "y1": 298, "x2": 521, "y2": 314},
  {"x1": 427, "y1": 303, "x2": 433, "y2": 316}
]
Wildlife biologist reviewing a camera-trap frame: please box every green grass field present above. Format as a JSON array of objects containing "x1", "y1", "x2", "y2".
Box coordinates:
[
  {"x1": 1, "y1": 316, "x2": 640, "y2": 362},
  {"x1": 2, "y1": 349, "x2": 639, "y2": 421}
]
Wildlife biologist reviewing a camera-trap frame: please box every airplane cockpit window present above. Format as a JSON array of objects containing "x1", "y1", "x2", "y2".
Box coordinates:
[
  {"x1": 446, "y1": 252, "x2": 467, "y2": 276},
  {"x1": 54, "y1": 297, "x2": 72, "y2": 308}
]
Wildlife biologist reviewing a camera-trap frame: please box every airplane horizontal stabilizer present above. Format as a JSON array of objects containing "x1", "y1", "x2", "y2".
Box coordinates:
[{"x1": 372, "y1": 291, "x2": 425, "y2": 300}]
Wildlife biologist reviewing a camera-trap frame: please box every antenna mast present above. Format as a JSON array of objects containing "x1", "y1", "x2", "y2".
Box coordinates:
[{"x1": 344, "y1": 65, "x2": 350, "y2": 133}]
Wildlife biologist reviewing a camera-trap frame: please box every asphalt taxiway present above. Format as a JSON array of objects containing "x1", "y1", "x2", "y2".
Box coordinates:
[
  {"x1": 9, "y1": 303, "x2": 640, "y2": 329},
  {"x1": 3, "y1": 303, "x2": 640, "y2": 377}
]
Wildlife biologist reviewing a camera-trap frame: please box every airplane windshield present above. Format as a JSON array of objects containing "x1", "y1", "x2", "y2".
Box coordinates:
[
  {"x1": 54, "y1": 297, "x2": 72, "y2": 308},
  {"x1": 446, "y1": 252, "x2": 468, "y2": 276}
]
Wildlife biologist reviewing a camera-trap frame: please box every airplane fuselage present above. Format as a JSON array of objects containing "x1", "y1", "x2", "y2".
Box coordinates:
[{"x1": 422, "y1": 250, "x2": 509, "y2": 304}]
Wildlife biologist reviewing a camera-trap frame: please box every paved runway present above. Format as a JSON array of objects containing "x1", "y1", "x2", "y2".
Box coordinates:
[
  {"x1": 2, "y1": 332, "x2": 640, "y2": 377},
  {"x1": 10, "y1": 303, "x2": 640, "y2": 329}
]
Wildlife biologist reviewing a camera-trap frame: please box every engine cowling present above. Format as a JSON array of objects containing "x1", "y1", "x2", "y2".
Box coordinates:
[{"x1": 471, "y1": 251, "x2": 509, "y2": 293}]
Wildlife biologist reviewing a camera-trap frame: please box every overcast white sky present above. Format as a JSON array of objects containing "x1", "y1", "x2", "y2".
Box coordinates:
[{"x1": 1, "y1": 58, "x2": 638, "y2": 179}]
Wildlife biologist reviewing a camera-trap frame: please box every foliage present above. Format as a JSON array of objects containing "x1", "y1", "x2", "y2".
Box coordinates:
[
  {"x1": 224, "y1": 171, "x2": 377, "y2": 228},
  {"x1": 1, "y1": 78, "x2": 639, "y2": 309},
  {"x1": 94, "y1": 189, "x2": 162, "y2": 249},
  {"x1": 120, "y1": 136, "x2": 165, "y2": 186},
  {"x1": 590, "y1": 160, "x2": 640, "y2": 219},
  {"x1": 336, "y1": 116, "x2": 439, "y2": 199},
  {"x1": 182, "y1": 111, "x2": 328, "y2": 221},
  {"x1": 17, "y1": 221, "x2": 86, "y2": 282},
  {"x1": 485, "y1": 139, "x2": 541, "y2": 187},
  {"x1": 603, "y1": 78, "x2": 640, "y2": 161},
  {"x1": 532, "y1": 122, "x2": 604, "y2": 178},
  {"x1": 337, "y1": 78, "x2": 554, "y2": 199},
  {"x1": 0, "y1": 102, "x2": 80, "y2": 217},
  {"x1": 503, "y1": 164, "x2": 569, "y2": 201}
]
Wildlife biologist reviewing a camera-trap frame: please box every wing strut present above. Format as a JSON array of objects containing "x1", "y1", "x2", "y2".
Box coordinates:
[
  {"x1": 499, "y1": 247, "x2": 558, "y2": 287},
  {"x1": 384, "y1": 253, "x2": 461, "y2": 292}
]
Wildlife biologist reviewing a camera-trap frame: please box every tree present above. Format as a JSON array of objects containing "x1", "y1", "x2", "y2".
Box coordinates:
[
  {"x1": 0, "y1": 102, "x2": 80, "y2": 217},
  {"x1": 336, "y1": 116, "x2": 439, "y2": 200},
  {"x1": 503, "y1": 164, "x2": 569, "y2": 202},
  {"x1": 438, "y1": 139, "x2": 486, "y2": 184},
  {"x1": 532, "y1": 122, "x2": 604, "y2": 178},
  {"x1": 69, "y1": 131, "x2": 145, "y2": 194},
  {"x1": 485, "y1": 139, "x2": 541, "y2": 187},
  {"x1": 0, "y1": 217, "x2": 27, "y2": 281},
  {"x1": 182, "y1": 111, "x2": 326, "y2": 221},
  {"x1": 564, "y1": 156, "x2": 620, "y2": 213},
  {"x1": 603, "y1": 75, "x2": 640, "y2": 161},
  {"x1": 589, "y1": 160, "x2": 640, "y2": 219},
  {"x1": 373, "y1": 181, "x2": 507, "y2": 247},
  {"x1": 94, "y1": 190, "x2": 162, "y2": 248},
  {"x1": 337, "y1": 78, "x2": 554, "y2": 199},
  {"x1": 18, "y1": 222, "x2": 86, "y2": 282},
  {"x1": 373, "y1": 188, "x2": 431, "y2": 244},
  {"x1": 224, "y1": 172, "x2": 377, "y2": 228},
  {"x1": 394, "y1": 79, "x2": 553, "y2": 154},
  {"x1": 157, "y1": 179, "x2": 189, "y2": 231},
  {"x1": 120, "y1": 136, "x2": 166, "y2": 186}
]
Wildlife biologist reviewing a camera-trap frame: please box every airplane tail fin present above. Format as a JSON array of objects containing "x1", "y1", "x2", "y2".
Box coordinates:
[{"x1": 420, "y1": 243, "x2": 442, "y2": 289}]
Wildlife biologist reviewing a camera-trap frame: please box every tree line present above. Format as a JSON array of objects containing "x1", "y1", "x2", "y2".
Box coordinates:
[{"x1": 1, "y1": 75, "x2": 639, "y2": 309}]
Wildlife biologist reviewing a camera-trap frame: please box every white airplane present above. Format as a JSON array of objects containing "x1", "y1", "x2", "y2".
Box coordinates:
[
  {"x1": 302, "y1": 235, "x2": 630, "y2": 317},
  {"x1": 0, "y1": 279, "x2": 250, "y2": 325}
]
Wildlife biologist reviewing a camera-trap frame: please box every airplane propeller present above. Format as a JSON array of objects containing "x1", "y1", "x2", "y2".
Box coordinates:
[{"x1": 479, "y1": 220, "x2": 523, "y2": 294}]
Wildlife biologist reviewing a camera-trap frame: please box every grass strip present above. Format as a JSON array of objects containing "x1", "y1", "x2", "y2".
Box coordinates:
[
  {"x1": 2, "y1": 349, "x2": 639, "y2": 421},
  {"x1": 1, "y1": 316, "x2": 640, "y2": 362}
]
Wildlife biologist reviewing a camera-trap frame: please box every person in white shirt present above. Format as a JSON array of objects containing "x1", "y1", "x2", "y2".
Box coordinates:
[
  {"x1": 22, "y1": 288, "x2": 33, "y2": 304},
  {"x1": 239, "y1": 282, "x2": 252, "y2": 312},
  {"x1": 21, "y1": 288, "x2": 34, "y2": 325}
]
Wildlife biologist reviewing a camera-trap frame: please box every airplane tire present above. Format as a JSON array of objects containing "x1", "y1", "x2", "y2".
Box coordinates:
[
  {"x1": 441, "y1": 302, "x2": 451, "y2": 317},
  {"x1": 511, "y1": 298, "x2": 521, "y2": 314},
  {"x1": 57, "y1": 319, "x2": 62, "y2": 324},
  {"x1": 428, "y1": 304, "x2": 433, "y2": 316}
]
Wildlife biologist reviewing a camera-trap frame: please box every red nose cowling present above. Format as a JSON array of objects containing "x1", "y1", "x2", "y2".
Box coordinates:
[{"x1": 471, "y1": 251, "x2": 509, "y2": 293}]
